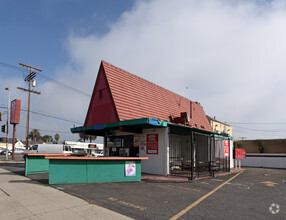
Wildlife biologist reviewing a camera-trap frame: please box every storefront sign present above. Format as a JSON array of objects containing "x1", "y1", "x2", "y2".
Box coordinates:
[
  {"x1": 235, "y1": 148, "x2": 246, "y2": 159},
  {"x1": 125, "y1": 161, "x2": 136, "y2": 176},
  {"x1": 146, "y1": 134, "x2": 158, "y2": 154},
  {"x1": 224, "y1": 140, "x2": 229, "y2": 157}
]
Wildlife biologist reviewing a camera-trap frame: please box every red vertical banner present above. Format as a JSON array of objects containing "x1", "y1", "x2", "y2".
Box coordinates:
[
  {"x1": 10, "y1": 99, "x2": 21, "y2": 124},
  {"x1": 146, "y1": 134, "x2": 158, "y2": 154},
  {"x1": 224, "y1": 140, "x2": 229, "y2": 157}
]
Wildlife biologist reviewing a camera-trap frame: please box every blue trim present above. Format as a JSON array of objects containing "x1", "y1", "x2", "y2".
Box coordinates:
[
  {"x1": 148, "y1": 118, "x2": 160, "y2": 126},
  {"x1": 71, "y1": 127, "x2": 83, "y2": 132},
  {"x1": 94, "y1": 124, "x2": 104, "y2": 130}
]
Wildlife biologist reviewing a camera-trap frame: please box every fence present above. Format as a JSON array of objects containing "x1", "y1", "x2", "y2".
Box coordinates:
[{"x1": 169, "y1": 131, "x2": 230, "y2": 180}]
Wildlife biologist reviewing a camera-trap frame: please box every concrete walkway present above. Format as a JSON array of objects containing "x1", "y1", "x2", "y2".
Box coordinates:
[{"x1": 0, "y1": 167, "x2": 132, "y2": 220}]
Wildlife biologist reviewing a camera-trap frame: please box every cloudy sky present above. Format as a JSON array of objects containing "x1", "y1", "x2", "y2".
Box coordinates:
[{"x1": 1, "y1": 0, "x2": 286, "y2": 142}]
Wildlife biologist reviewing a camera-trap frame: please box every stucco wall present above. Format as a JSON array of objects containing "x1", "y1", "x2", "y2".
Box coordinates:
[
  {"x1": 241, "y1": 153, "x2": 286, "y2": 169},
  {"x1": 139, "y1": 127, "x2": 169, "y2": 176}
]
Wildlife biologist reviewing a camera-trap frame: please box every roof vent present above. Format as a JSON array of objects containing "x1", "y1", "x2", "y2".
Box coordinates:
[{"x1": 181, "y1": 112, "x2": 190, "y2": 123}]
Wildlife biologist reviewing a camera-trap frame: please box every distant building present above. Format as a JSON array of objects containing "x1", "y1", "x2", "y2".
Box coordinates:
[
  {"x1": 0, "y1": 138, "x2": 24, "y2": 149},
  {"x1": 207, "y1": 116, "x2": 233, "y2": 137}
]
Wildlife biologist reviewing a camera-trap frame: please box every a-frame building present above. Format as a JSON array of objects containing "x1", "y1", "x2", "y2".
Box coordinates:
[
  {"x1": 84, "y1": 60, "x2": 212, "y2": 131},
  {"x1": 72, "y1": 61, "x2": 232, "y2": 178}
]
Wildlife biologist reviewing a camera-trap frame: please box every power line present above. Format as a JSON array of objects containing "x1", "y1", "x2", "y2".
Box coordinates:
[
  {"x1": 36, "y1": 72, "x2": 90, "y2": 97},
  {"x1": 0, "y1": 105, "x2": 82, "y2": 125},
  {"x1": 0, "y1": 62, "x2": 25, "y2": 72},
  {"x1": 18, "y1": 125, "x2": 72, "y2": 134},
  {"x1": 27, "y1": 109, "x2": 82, "y2": 125},
  {"x1": 0, "y1": 61, "x2": 90, "y2": 97},
  {"x1": 232, "y1": 124, "x2": 286, "y2": 133},
  {"x1": 227, "y1": 122, "x2": 286, "y2": 125}
]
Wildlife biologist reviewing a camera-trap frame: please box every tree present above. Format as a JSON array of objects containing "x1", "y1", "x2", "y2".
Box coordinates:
[
  {"x1": 78, "y1": 133, "x2": 97, "y2": 143},
  {"x1": 42, "y1": 135, "x2": 53, "y2": 143},
  {"x1": 255, "y1": 139, "x2": 264, "y2": 153},
  {"x1": 29, "y1": 129, "x2": 41, "y2": 141},
  {"x1": 54, "y1": 134, "x2": 60, "y2": 143},
  {"x1": 88, "y1": 135, "x2": 97, "y2": 143},
  {"x1": 78, "y1": 133, "x2": 86, "y2": 142}
]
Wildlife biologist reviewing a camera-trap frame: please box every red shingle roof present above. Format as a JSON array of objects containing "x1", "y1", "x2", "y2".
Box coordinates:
[{"x1": 84, "y1": 60, "x2": 212, "y2": 132}]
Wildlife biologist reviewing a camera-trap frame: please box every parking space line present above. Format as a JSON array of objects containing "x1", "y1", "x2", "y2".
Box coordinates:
[
  {"x1": 108, "y1": 197, "x2": 146, "y2": 211},
  {"x1": 158, "y1": 184, "x2": 200, "y2": 192},
  {"x1": 170, "y1": 171, "x2": 244, "y2": 220}
]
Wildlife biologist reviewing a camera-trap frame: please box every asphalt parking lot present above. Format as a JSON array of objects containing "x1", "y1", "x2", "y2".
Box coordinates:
[
  {"x1": 0, "y1": 154, "x2": 24, "y2": 161},
  {"x1": 54, "y1": 168, "x2": 285, "y2": 219},
  {"x1": 0, "y1": 160, "x2": 285, "y2": 219}
]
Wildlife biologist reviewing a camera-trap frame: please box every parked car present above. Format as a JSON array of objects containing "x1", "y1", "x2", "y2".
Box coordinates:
[
  {"x1": 91, "y1": 149, "x2": 104, "y2": 157},
  {"x1": 0, "y1": 150, "x2": 11, "y2": 155},
  {"x1": 24, "y1": 144, "x2": 72, "y2": 154}
]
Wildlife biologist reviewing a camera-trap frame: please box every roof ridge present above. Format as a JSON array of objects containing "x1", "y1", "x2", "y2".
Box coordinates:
[{"x1": 101, "y1": 60, "x2": 194, "y2": 103}]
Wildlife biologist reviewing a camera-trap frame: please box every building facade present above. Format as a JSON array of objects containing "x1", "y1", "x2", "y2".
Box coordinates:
[
  {"x1": 207, "y1": 116, "x2": 233, "y2": 137},
  {"x1": 72, "y1": 61, "x2": 233, "y2": 179}
]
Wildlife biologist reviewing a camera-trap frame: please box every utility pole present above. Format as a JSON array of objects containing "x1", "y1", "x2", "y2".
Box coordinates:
[
  {"x1": 5, "y1": 88, "x2": 10, "y2": 160},
  {"x1": 18, "y1": 63, "x2": 42, "y2": 149}
]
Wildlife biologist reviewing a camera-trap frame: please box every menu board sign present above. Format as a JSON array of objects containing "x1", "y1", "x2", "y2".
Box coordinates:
[{"x1": 146, "y1": 134, "x2": 158, "y2": 154}]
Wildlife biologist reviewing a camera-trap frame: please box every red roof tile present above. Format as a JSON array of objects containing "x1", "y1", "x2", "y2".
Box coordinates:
[{"x1": 84, "y1": 61, "x2": 212, "y2": 132}]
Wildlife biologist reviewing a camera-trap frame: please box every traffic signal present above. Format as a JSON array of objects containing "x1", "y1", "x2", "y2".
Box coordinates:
[
  {"x1": 0, "y1": 112, "x2": 2, "y2": 121},
  {"x1": 1, "y1": 125, "x2": 5, "y2": 133}
]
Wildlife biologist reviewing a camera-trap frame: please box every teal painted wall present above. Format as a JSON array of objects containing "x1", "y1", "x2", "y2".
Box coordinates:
[
  {"x1": 49, "y1": 160, "x2": 87, "y2": 184},
  {"x1": 87, "y1": 160, "x2": 141, "y2": 183},
  {"x1": 49, "y1": 159, "x2": 141, "y2": 184},
  {"x1": 25, "y1": 156, "x2": 49, "y2": 175}
]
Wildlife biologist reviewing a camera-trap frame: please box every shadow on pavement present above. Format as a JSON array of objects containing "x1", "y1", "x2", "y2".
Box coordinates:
[{"x1": 0, "y1": 162, "x2": 49, "y2": 184}]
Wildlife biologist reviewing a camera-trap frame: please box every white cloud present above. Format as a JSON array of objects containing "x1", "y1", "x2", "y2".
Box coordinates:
[
  {"x1": 63, "y1": 0, "x2": 286, "y2": 139},
  {"x1": 2, "y1": 0, "x2": 286, "y2": 141}
]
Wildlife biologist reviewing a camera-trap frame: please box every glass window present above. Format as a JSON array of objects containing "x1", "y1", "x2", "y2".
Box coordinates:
[{"x1": 31, "y1": 145, "x2": 38, "y2": 150}]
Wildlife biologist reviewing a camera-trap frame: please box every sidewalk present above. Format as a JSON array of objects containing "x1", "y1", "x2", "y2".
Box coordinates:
[{"x1": 0, "y1": 166, "x2": 132, "y2": 220}]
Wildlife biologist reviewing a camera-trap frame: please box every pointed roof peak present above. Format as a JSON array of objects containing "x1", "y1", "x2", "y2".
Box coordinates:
[{"x1": 101, "y1": 60, "x2": 193, "y2": 102}]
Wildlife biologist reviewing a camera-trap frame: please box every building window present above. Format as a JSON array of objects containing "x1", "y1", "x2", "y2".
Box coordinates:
[{"x1": 99, "y1": 89, "x2": 103, "y2": 99}]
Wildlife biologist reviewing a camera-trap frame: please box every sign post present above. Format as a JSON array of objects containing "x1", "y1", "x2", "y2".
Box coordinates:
[{"x1": 235, "y1": 148, "x2": 246, "y2": 169}]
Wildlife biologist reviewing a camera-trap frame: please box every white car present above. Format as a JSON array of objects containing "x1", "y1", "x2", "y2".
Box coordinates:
[
  {"x1": 0, "y1": 150, "x2": 11, "y2": 155},
  {"x1": 91, "y1": 150, "x2": 104, "y2": 157}
]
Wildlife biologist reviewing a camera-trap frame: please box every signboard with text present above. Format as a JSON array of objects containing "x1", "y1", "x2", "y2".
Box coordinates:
[
  {"x1": 235, "y1": 148, "x2": 246, "y2": 159},
  {"x1": 224, "y1": 140, "x2": 229, "y2": 157},
  {"x1": 10, "y1": 99, "x2": 21, "y2": 124},
  {"x1": 146, "y1": 134, "x2": 158, "y2": 154}
]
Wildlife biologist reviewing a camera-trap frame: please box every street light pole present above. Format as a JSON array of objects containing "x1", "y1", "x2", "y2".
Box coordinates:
[{"x1": 5, "y1": 87, "x2": 10, "y2": 160}]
